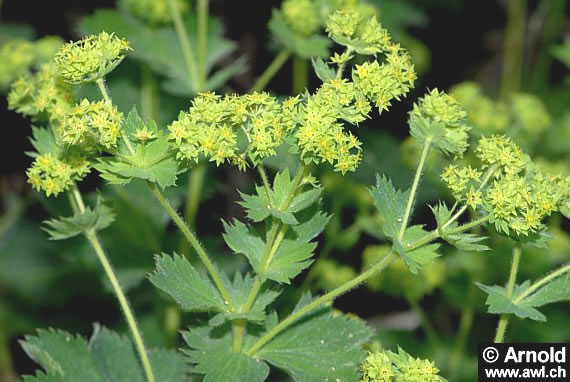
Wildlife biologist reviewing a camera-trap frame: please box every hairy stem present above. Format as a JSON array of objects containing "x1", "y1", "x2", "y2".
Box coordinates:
[
  {"x1": 69, "y1": 186, "x2": 155, "y2": 382},
  {"x1": 197, "y1": 0, "x2": 209, "y2": 88},
  {"x1": 258, "y1": 164, "x2": 276, "y2": 208},
  {"x1": 246, "y1": 251, "x2": 397, "y2": 356},
  {"x1": 513, "y1": 263, "x2": 570, "y2": 304},
  {"x1": 251, "y1": 49, "x2": 290, "y2": 92},
  {"x1": 232, "y1": 319, "x2": 247, "y2": 352},
  {"x1": 494, "y1": 246, "x2": 522, "y2": 343},
  {"x1": 336, "y1": 47, "x2": 353, "y2": 79},
  {"x1": 398, "y1": 139, "x2": 431, "y2": 240},
  {"x1": 148, "y1": 182, "x2": 235, "y2": 311},
  {"x1": 167, "y1": 0, "x2": 201, "y2": 91},
  {"x1": 292, "y1": 56, "x2": 308, "y2": 94}
]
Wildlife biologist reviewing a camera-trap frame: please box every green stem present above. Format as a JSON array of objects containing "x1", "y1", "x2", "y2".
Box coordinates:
[
  {"x1": 398, "y1": 139, "x2": 431, "y2": 240},
  {"x1": 449, "y1": 281, "x2": 477, "y2": 379},
  {"x1": 336, "y1": 47, "x2": 353, "y2": 79},
  {"x1": 292, "y1": 56, "x2": 308, "y2": 94},
  {"x1": 232, "y1": 319, "x2": 247, "y2": 352},
  {"x1": 513, "y1": 263, "x2": 570, "y2": 304},
  {"x1": 251, "y1": 49, "x2": 290, "y2": 92},
  {"x1": 246, "y1": 251, "x2": 398, "y2": 356},
  {"x1": 501, "y1": 0, "x2": 527, "y2": 98},
  {"x1": 197, "y1": 0, "x2": 209, "y2": 88},
  {"x1": 148, "y1": 182, "x2": 235, "y2": 311},
  {"x1": 258, "y1": 164, "x2": 276, "y2": 208},
  {"x1": 164, "y1": 304, "x2": 181, "y2": 348},
  {"x1": 494, "y1": 246, "x2": 522, "y2": 343},
  {"x1": 69, "y1": 187, "x2": 155, "y2": 382},
  {"x1": 0, "y1": 326, "x2": 15, "y2": 382},
  {"x1": 167, "y1": 0, "x2": 201, "y2": 92},
  {"x1": 184, "y1": 162, "x2": 206, "y2": 229}
]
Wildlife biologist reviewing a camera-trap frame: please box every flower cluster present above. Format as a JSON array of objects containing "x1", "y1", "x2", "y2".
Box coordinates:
[
  {"x1": 0, "y1": 36, "x2": 63, "y2": 89},
  {"x1": 7, "y1": 63, "x2": 74, "y2": 122},
  {"x1": 119, "y1": 0, "x2": 188, "y2": 25},
  {"x1": 326, "y1": 7, "x2": 391, "y2": 55},
  {"x1": 295, "y1": 79, "x2": 367, "y2": 173},
  {"x1": 360, "y1": 348, "x2": 445, "y2": 382},
  {"x1": 58, "y1": 99, "x2": 124, "y2": 148},
  {"x1": 409, "y1": 89, "x2": 470, "y2": 157},
  {"x1": 55, "y1": 32, "x2": 131, "y2": 84},
  {"x1": 442, "y1": 135, "x2": 570, "y2": 236},
  {"x1": 26, "y1": 153, "x2": 91, "y2": 197},
  {"x1": 169, "y1": 92, "x2": 295, "y2": 169},
  {"x1": 282, "y1": 0, "x2": 321, "y2": 36},
  {"x1": 352, "y1": 45, "x2": 416, "y2": 112}
]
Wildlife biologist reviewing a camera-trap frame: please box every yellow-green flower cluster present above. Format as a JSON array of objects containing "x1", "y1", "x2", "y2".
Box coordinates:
[
  {"x1": 26, "y1": 153, "x2": 91, "y2": 197},
  {"x1": 360, "y1": 348, "x2": 445, "y2": 382},
  {"x1": 7, "y1": 63, "x2": 74, "y2": 122},
  {"x1": 119, "y1": 0, "x2": 188, "y2": 25},
  {"x1": 326, "y1": 7, "x2": 392, "y2": 55},
  {"x1": 295, "y1": 79, "x2": 367, "y2": 173},
  {"x1": 475, "y1": 135, "x2": 527, "y2": 175},
  {"x1": 55, "y1": 32, "x2": 131, "y2": 84},
  {"x1": 58, "y1": 99, "x2": 123, "y2": 148},
  {"x1": 0, "y1": 36, "x2": 63, "y2": 89},
  {"x1": 450, "y1": 82, "x2": 509, "y2": 133},
  {"x1": 410, "y1": 89, "x2": 470, "y2": 157},
  {"x1": 282, "y1": 0, "x2": 321, "y2": 36},
  {"x1": 442, "y1": 135, "x2": 570, "y2": 236},
  {"x1": 352, "y1": 45, "x2": 416, "y2": 112},
  {"x1": 169, "y1": 92, "x2": 295, "y2": 168},
  {"x1": 511, "y1": 93, "x2": 551, "y2": 134}
]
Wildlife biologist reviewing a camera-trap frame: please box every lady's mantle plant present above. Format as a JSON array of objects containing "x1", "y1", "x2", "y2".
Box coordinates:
[{"x1": 6, "y1": 1, "x2": 570, "y2": 382}]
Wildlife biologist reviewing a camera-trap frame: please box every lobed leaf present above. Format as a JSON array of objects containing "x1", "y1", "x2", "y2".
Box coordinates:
[{"x1": 149, "y1": 253, "x2": 227, "y2": 312}]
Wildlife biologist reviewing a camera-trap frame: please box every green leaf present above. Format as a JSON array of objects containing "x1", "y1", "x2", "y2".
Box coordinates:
[
  {"x1": 95, "y1": 135, "x2": 181, "y2": 189},
  {"x1": 209, "y1": 272, "x2": 280, "y2": 327},
  {"x1": 182, "y1": 326, "x2": 270, "y2": 382},
  {"x1": 400, "y1": 225, "x2": 441, "y2": 274},
  {"x1": 223, "y1": 219, "x2": 265, "y2": 271},
  {"x1": 268, "y1": 10, "x2": 331, "y2": 59},
  {"x1": 477, "y1": 273, "x2": 570, "y2": 322},
  {"x1": 43, "y1": 198, "x2": 115, "y2": 240},
  {"x1": 21, "y1": 329, "x2": 102, "y2": 382},
  {"x1": 88, "y1": 324, "x2": 145, "y2": 381},
  {"x1": 238, "y1": 168, "x2": 318, "y2": 225},
  {"x1": 21, "y1": 326, "x2": 189, "y2": 382},
  {"x1": 369, "y1": 174, "x2": 409, "y2": 241},
  {"x1": 256, "y1": 297, "x2": 374, "y2": 382},
  {"x1": 311, "y1": 57, "x2": 336, "y2": 82},
  {"x1": 429, "y1": 202, "x2": 453, "y2": 229},
  {"x1": 29, "y1": 126, "x2": 62, "y2": 157},
  {"x1": 149, "y1": 253, "x2": 227, "y2": 312},
  {"x1": 445, "y1": 232, "x2": 489, "y2": 252},
  {"x1": 265, "y1": 238, "x2": 316, "y2": 284}
]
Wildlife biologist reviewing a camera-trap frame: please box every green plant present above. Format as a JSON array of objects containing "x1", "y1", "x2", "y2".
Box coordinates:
[{"x1": 3, "y1": 1, "x2": 570, "y2": 381}]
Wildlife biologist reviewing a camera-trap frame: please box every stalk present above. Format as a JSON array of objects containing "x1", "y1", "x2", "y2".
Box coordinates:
[
  {"x1": 494, "y1": 246, "x2": 522, "y2": 343},
  {"x1": 292, "y1": 56, "x2": 308, "y2": 94},
  {"x1": 167, "y1": 0, "x2": 201, "y2": 92},
  {"x1": 69, "y1": 186, "x2": 155, "y2": 382},
  {"x1": 251, "y1": 49, "x2": 290, "y2": 92},
  {"x1": 140, "y1": 65, "x2": 159, "y2": 121},
  {"x1": 398, "y1": 139, "x2": 431, "y2": 240},
  {"x1": 184, "y1": 162, "x2": 206, "y2": 229},
  {"x1": 513, "y1": 263, "x2": 570, "y2": 304}
]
